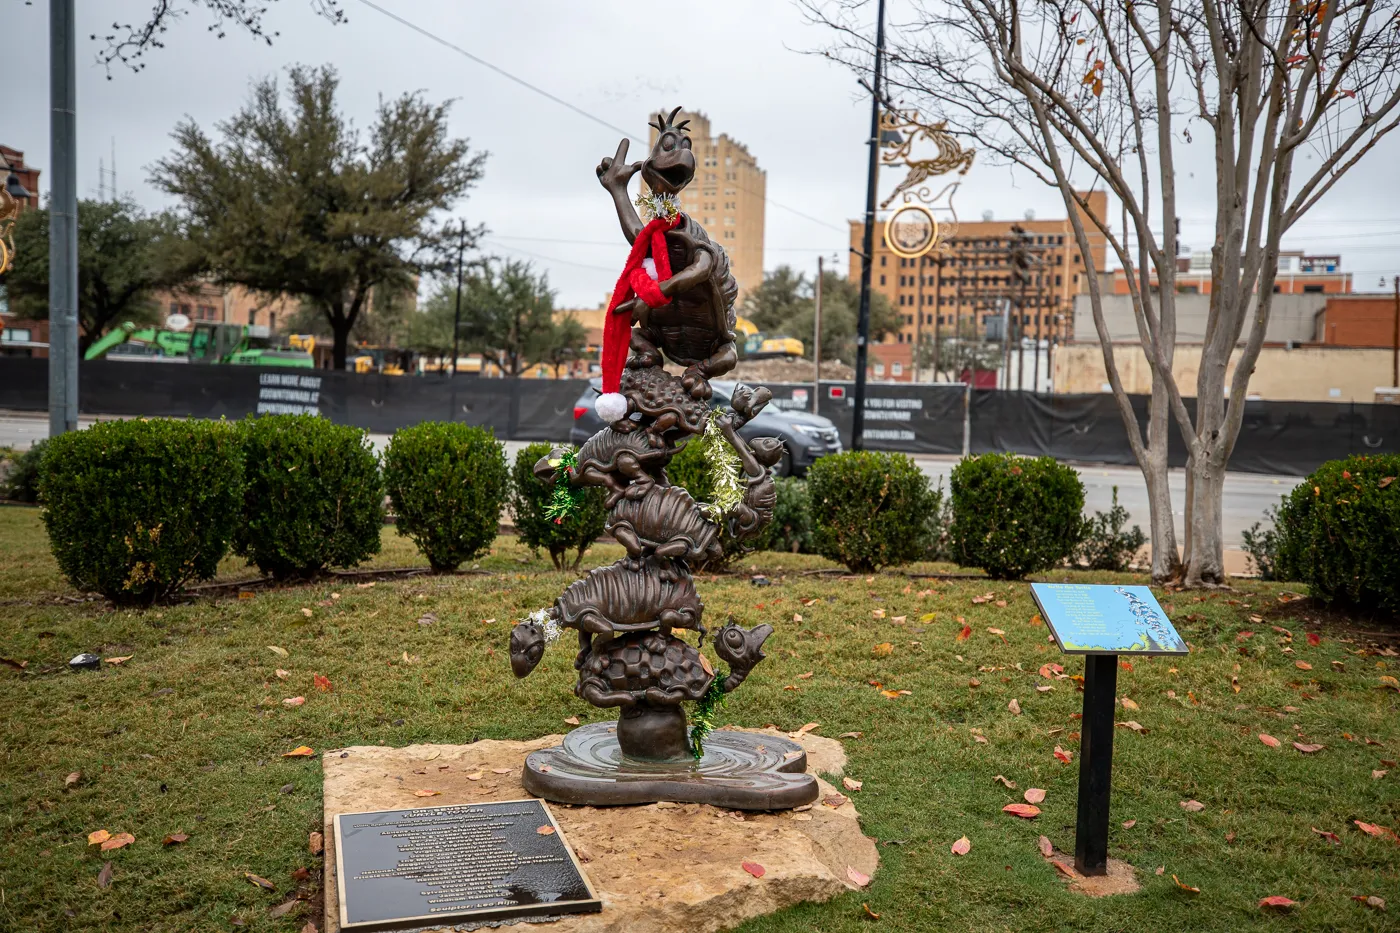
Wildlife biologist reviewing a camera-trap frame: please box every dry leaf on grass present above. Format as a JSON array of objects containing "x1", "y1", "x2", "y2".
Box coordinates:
[
  {"x1": 282, "y1": 697, "x2": 305, "y2": 707},
  {"x1": 798, "y1": 671, "x2": 814, "y2": 680},
  {"x1": 282, "y1": 746, "x2": 315, "y2": 757},
  {"x1": 313, "y1": 674, "x2": 332, "y2": 692},
  {"x1": 1311, "y1": 827, "x2": 1340, "y2": 845},
  {"x1": 267, "y1": 646, "x2": 289, "y2": 657},
  {"x1": 862, "y1": 903, "x2": 880, "y2": 919},
  {"x1": 308, "y1": 832, "x2": 324, "y2": 855},
  {"x1": 246, "y1": 872, "x2": 277, "y2": 891},
  {"x1": 1023, "y1": 788, "x2": 1046, "y2": 804},
  {"x1": 563, "y1": 716, "x2": 580, "y2": 726},
  {"x1": 1259, "y1": 734, "x2": 1281, "y2": 748},
  {"x1": 956, "y1": 625, "x2": 972, "y2": 642},
  {"x1": 1053, "y1": 746, "x2": 1072, "y2": 764},
  {"x1": 65, "y1": 771, "x2": 81, "y2": 788},
  {"x1": 951, "y1": 836, "x2": 971, "y2": 856},
  {"x1": 1352, "y1": 895, "x2": 1386, "y2": 910},
  {"x1": 1258, "y1": 896, "x2": 1296, "y2": 910},
  {"x1": 1008, "y1": 699, "x2": 1021, "y2": 716},
  {"x1": 1293, "y1": 742, "x2": 1325, "y2": 754},
  {"x1": 1172, "y1": 874, "x2": 1201, "y2": 893},
  {"x1": 1180, "y1": 800, "x2": 1206, "y2": 812},
  {"x1": 792, "y1": 722, "x2": 821, "y2": 738},
  {"x1": 1296, "y1": 661, "x2": 1313, "y2": 671},
  {"x1": 104, "y1": 656, "x2": 132, "y2": 665},
  {"x1": 162, "y1": 833, "x2": 189, "y2": 845},
  {"x1": 275, "y1": 669, "x2": 290, "y2": 680},
  {"x1": 872, "y1": 642, "x2": 894, "y2": 657},
  {"x1": 1120, "y1": 697, "x2": 1139, "y2": 711},
  {"x1": 994, "y1": 775, "x2": 1016, "y2": 789},
  {"x1": 87, "y1": 830, "x2": 111, "y2": 846},
  {"x1": 1002, "y1": 803, "x2": 1040, "y2": 819},
  {"x1": 843, "y1": 776, "x2": 863, "y2": 791},
  {"x1": 1122, "y1": 820, "x2": 1136, "y2": 829}
]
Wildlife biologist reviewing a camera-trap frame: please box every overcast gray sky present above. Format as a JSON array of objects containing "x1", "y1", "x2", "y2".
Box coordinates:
[{"x1": 6, "y1": 0, "x2": 1399, "y2": 307}]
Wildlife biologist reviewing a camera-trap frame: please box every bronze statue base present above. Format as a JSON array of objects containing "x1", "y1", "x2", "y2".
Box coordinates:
[{"x1": 523, "y1": 723, "x2": 820, "y2": 811}]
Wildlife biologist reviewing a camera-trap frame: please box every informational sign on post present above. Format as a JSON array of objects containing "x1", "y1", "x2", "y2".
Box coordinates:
[{"x1": 1028, "y1": 584, "x2": 1186, "y2": 877}]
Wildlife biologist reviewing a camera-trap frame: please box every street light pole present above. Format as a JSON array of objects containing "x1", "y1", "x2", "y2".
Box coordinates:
[
  {"x1": 49, "y1": 0, "x2": 79, "y2": 437},
  {"x1": 812, "y1": 255, "x2": 823, "y2": 414},
  {"x1": 851, "y1": 0, "x2": 887, "y2": 451},
  {"x1": 450, "y1": 222, "x2": 466, "y2": 377}
]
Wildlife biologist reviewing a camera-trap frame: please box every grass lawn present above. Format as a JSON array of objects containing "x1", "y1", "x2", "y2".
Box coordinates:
[{"x1": 0, "y1": 505, "x2": 1396, "y2": 932}]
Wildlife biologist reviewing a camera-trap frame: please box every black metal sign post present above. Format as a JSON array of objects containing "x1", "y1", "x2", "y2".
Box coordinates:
[
  {"x1": 1029, "y1": 583, "x2": 1188, "y2": 878},
  {"x1": 1074, "y1": 653, "x2": 1119, "y2": 875}
]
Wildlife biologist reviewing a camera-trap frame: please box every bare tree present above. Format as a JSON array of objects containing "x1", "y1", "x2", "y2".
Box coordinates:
[{"x1": 807, "y1": 0, "x2": 1400, "y2": 585}]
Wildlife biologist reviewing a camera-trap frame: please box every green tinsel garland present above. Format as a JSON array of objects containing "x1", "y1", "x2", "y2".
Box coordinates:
[
  {"x1": 543, "y1": 449, "x2": 585, "y2": 524},
  {"x1": 698, "y1": 417, "x2": 744, "y2": 523},
  {"x1": 689, "y1": 669, "x2": 729, "y2": 759}
]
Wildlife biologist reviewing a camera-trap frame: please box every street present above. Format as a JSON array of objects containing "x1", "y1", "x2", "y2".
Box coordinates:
[{"x1": 1, "y1": 411, "x2": 1293, "y2": 553}]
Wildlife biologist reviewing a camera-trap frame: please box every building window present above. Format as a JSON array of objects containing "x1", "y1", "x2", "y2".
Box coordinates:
[
  {"x1": 880, "y1": 256, "x2": 887, "y2": 267},
  {"x1": 2, "y1": 327, "x2": 32, "y2": 344},
  {"x1": 892, "y1": 362, "x2": 904, "y2": 376},
  {"x1": 880, "y1": 275, "x2": 886, "y2": 285},
  {"x1": 874, "y1": 363, "x2": 885, "y2": 376},
  {"x1": 1303, "y1": 284, "x2": 1324, "y2": 293}
]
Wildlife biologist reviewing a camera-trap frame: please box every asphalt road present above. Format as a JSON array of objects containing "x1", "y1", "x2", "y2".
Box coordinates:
[{"x1": 1, "y1": 411, "x2": 1294, "y2": 549}]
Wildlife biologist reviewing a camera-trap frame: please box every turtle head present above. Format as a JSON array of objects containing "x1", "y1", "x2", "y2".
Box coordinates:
[
  {"x1": 713, "y1": 621, "x2": 773, "y2": 672},
  {"x1": 642, "y1": 107, "x2": 695, "y2": 195},
  {"x1": 533, "y1": 447, "x2": 571, "y2": 485},
  {"x1": 510, "y1": 620, "x2": 547, "y2": 678},
  {"x1": 750, "y1": 437, "x2": 785, "y2": 468}
]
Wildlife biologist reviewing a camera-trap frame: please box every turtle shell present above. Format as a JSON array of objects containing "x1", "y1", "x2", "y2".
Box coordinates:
[
  {"x1": 575, "y1": 426, "x2": 673, "y2": 475},
  {"x1": 621, "y1": 366, "x2": 708, "y2": 436},
  {"x1": 606, "y1": 484, "x2": 718, "y2": 559},
  {"x1": 578, "y1": 632, "x2": 713, "y2": 701}
]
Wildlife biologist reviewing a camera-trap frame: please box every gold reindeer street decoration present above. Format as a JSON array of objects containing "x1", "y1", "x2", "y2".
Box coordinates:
[{"x1": 880, "y1": 110, "x2": 975, "y2": 210}]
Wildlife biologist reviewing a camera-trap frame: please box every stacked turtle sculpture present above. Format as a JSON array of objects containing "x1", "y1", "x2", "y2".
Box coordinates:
[{"x1": 508, "y1": 110, "x2": 818, "y2": 810}]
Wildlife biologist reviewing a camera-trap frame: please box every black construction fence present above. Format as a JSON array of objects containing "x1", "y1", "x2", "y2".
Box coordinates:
[{"x1": 2, "y1": 358, "x2": 1396, "y2": 477}]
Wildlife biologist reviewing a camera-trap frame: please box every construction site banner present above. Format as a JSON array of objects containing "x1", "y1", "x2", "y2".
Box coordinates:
[{"x1": 1, "y1": 359, "x2": 1395, "y2": 476}]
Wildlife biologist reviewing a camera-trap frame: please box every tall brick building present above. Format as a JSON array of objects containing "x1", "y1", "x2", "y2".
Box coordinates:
[
  {"x1": 848, "y1": 190, "x2": 1109, "y2": 351},
  {"x1": 647, "y1": 110, "x2": 766, "y2": 299}
]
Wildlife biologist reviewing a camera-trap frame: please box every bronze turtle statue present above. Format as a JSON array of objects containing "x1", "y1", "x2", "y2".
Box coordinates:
[
  {"x1": 534, "y1": 427, "x2": 678, "y2": 508},
  {"x1": 574, "y1": 631, "x2": 713, "y2": 708},
  {"x1": 619, "y1": 365, "x2": 709, "y2": 441},
  {"x1": 606, "y1": 483, "x2": 723, "y2": 567}
]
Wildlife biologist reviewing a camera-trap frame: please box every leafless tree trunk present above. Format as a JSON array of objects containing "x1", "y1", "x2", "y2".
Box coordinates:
[{"x1": 807, "y1": 0, "x2": 1400, "y2": 584}]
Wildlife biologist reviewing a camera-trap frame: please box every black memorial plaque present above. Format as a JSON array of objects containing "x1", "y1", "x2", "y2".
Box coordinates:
[{"x1": 333, "y1": 799, "x2": 601, "y2": 931}]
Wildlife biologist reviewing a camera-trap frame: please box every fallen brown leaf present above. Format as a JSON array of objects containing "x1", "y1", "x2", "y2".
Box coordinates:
[
  {"x1": 862, "y1": 902, "x2": 880, "y2": 920},
  {"x1": 282, "y1": 697, "x2": 305, "y2": 707},
  {"x1": 537, "y1": 825, "x2": 556, "y2": 836},
  {"x1": 87, "y1": 829, "x2": 111, "y2": 846},
  {"x1": 1120, "y1": 697, "x2": 1139, "y2": 711},
  {"x1": 823, "y1": 793, "x2": 849, "y2": 808},
  {"x1": 994, "y1": 775, "x2": 1016, "y2": 789},
  {"x1": 308, "y1": 832, "x2": 324, "y2": 855},
  {"x1": 1172, "y1": 874, "x2": 1201, "y2": 893},
  {"x1": 1037, "y1": 835, "x2": 1053, "y2": 857},
  {"x1": 64, "y1": 771, "x2": 81, "y2": 788},
  {"x1": 563, "y1": 716, "x2": 580, "y2": 726},
  {"x1": 97, "y1": 861, "x2": 113, "y2": 888},
  {"x1": 872, "y1": 642, "x2": 894, "y2": 657},
  {"x1": 843, "y1": 776, "x2": 863, "y2": 792},
  {"x1": 1002, "y1": 803, "x2": 1040, "y2": 819},
  {"x1": 1008, "y1": 698, "x2": 1022, "y2": 716},
  {"x1": 246, "y1": 872, "x2": 277, "y2": 892},
  {"x1": 1258, "y1": 896, "x2": 1296, "y2": 910},
  {"x1": 1293, "y1": 742, "x2": 1325, "y2": 754},
  {"x1": 1053, "y1": 746, "x2": 1072, "y2": 764},
  {"x1": 1122, "y1": 820, "x2": 1136, "y2": 829},
  {"x1": 1259, "y1": 733, "x2": 1281, "y2": 748},
  {"x1": 281, "y1": 746, "x2": 315, "y2": 757},
  {"x1": 162, "y1": 833, "x2": 189, "y2": 845},
  {"x1": 951, "y1": 836, "x2": 971, "y2": 856},
  {"x1": 104, "y1": 656, "x2": 133, "y2": 665},
  {"x1": 1023, "y1": 788, "x2": 1046, "y2": 804},
  {"x1": 1352, "y1": 894, "x2": 1386, "y2": 910},
  {"x1": 1180, "y1": 800, "x2": 1205, "y2": 812}
]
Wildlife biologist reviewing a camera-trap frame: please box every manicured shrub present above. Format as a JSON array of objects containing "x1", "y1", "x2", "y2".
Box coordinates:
[
  {"x1": 40, "y1": 419, "x2": 242, "y2": 604},
  {"x1": 1273, "y1": 454, "x2": 1399, "y2": 612},
  {"x1": 666, "y1": 436, "x2": 713, "y2": 503},
  {"x1": 1075, "y1": 486, "x2": 1146, "y2": 571},
  {"x1": 235, "y1": 414, "x2": 382, "y2": 579},
  {"x1": 950, "y1": 453, "x2": 1085, "y2": 580},
  {"x1": 1241, "y1": 506, "x2": 1283, "y2": 581},
  {"x1": 808, "y1": 451, "x2": 940, "y2": 572},
  {"x1": 385, "y1": 422, "x2": 509, "y2": 572},
  {"x1": 753, "y1": 477, "x2": 814, "y2": 554},
  {"x1": 0, "y1": 439, "x2": 47, "y2": 503},
  {"x1": 509, "y1": 441, "x2": 606, "y2": 570}
]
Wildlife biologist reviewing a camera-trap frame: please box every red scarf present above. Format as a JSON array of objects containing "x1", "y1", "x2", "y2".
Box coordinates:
[{"x1": 599, "y1": 215, "x2": 680, "y2": 397}]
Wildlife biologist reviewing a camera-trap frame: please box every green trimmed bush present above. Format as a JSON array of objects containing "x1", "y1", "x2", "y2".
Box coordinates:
[
  {"x1": 234, "y1": 414, "x2": 382, "y2": 579},
  {"x1": 1274, "y1": 454, "x2": 1399, "y2": 612},
  {"x1": 40, "y1": 419, "x2": 242, "y2": 604},
  {"x1": 753, "y1": 477, "x2": 814, "y2": 554},
  {"x1": 665, "y1": 436, "x2": 712, "y2": 502},
  {"x1": 950, "y1": 453, "x2": 1085, "y2": 579},
  {"x1": 0, "y1": 439, "x2": 47, "y2": 503},
  {"x1": 808, "y1": 451, "x2": 939, "y2": 572},
  {"x1": 385, "y1": 423, "x2": 509, "y2": 572},
  {"x1": 1075, "y1": 486, "x2": 1146, "y2": 571},
  {"x1": 509, "y1": 441, "x2": 607, "y2": 570}
]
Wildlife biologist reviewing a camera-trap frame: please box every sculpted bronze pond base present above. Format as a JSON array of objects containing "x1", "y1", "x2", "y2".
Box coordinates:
[{"x1": 510, "y1": 109, "x2": 818, "y2": 811}]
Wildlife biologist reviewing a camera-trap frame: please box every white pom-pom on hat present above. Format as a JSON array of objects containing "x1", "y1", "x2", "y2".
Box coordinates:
[{"x1": 595, "y1": 392, "x2": 629, "y2": 423}]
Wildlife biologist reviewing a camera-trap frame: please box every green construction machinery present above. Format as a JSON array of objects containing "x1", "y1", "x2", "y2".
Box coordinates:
[{"x1": 84, "y1": 322, "x2": 314, "y2": 368}]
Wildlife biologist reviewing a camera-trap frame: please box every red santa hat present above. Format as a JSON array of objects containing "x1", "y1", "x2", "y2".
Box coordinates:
[{"x1": 596, "y1": 215, "x2": 680, "y2": 422}]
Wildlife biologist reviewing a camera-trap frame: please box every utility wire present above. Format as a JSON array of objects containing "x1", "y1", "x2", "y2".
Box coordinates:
[{"x1": 355, "y1": 0, "x2": 846, "y2": 235}]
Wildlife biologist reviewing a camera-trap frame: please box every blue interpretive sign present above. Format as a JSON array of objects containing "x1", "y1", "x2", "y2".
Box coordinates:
[{"x1": 1029, "y1": 583, "x2": 1187, "y2": 656}]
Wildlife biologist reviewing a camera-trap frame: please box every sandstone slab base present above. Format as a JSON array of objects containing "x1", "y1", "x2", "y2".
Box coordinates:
[{"x1": 322, "y1": 728, "x2": 878, "y2": 933}]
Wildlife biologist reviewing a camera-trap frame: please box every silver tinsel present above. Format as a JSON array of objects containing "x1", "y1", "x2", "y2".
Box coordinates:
[{"x1": 635, "y1": 191, "x2": 680, "y2": 222}]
